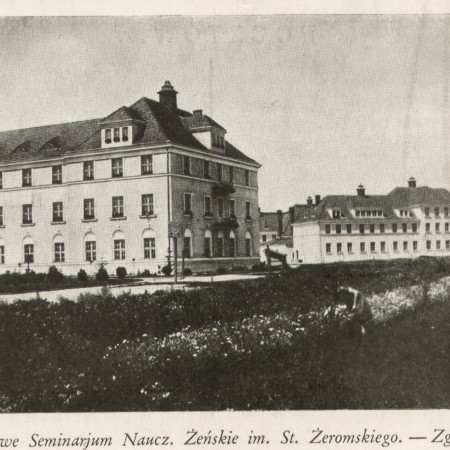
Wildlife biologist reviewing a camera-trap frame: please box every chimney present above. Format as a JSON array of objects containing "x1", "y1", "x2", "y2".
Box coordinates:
[
  {"x1": 357, "y1": 184, "x2": 365, "y2": 197},
  {"x1": 306, "y1": 196, "x2": 313, "y2": 206},
  {"x1": 158, "y1": 81, "x2": 178, "y2": 110},
  {"x1": 277, "y1": 209, "x2": 283, "y2": 238},
  {"x1": 193, "y1": 109, "x2": 202, "y2": 117},
  {"x1": 315, "y1": 195, "x2": 321, "y2": 206},
  {"x1": 289, "y1": 206, "x2": 295, "y2": 224},
  {"x1": 408, "y1": 177, "x2": 416, "y2": 188}
]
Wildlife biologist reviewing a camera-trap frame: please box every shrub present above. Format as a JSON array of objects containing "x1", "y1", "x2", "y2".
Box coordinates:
[
  {"x1": 77, "y1": 269, "x2": 89, "y2": 282},
  {"x1": 183, "y1": 268, "x2": 193, "y2": 276},
  {"x1": 116, "y1": 267, "x2": 127, "y2": 279},
  {"x1": 161, "y1": 265, "x2": 172, "y2": 276},
  {"x1": 141, "y1": 269, "x2": 151, "y2": 277},
  {"x1": 47, "y1": 265, "x2": 64, "y2": 283},
  {"x1": 96, "y1": 265, "x2": 109, "y2": 281}
]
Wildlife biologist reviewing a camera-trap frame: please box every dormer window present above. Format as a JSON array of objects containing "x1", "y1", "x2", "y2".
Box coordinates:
[
  {"x1": 105, "y1": 129, "x2": 112, "y2": 144},
  {"x1": 122, "y1": 127, "x2": 129, "y2": 142},
  {"x1": 113, "y1": 128, "x2": 120, "y2": 143}
]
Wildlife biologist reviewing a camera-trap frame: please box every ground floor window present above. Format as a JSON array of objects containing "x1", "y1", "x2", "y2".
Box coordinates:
[
  {"x1": 413, "y1": 241, "x2": 418, "y2": 251},
  {"x1": 446, "y1": 240, "x2": 450, "y2": 250},
  {"x1": 426, "y1": 240, "x2": 431, "y2": 250},
  {"x1": 437, "y1": 240, "x2": 441, "y2": 250},
  {"x1": 54, "y1": 243, "x2": 65, "y2": 262},
  {"x1": 24, "y1": 244, "x2": 34, "y2": 264},
  {"x1": 326, "y1": 243, "x2": 331, "y2": 254},
  {"x1": 360, "y1": 242, "x2": 365, "y2": 253},
  {"x1": 204, "y1": 231, "x2": 212, "y2": 257},
  {"x1": 114, "y1": 239, "x2": 126, "y2": 260},
  {"x1": 347, "y1": 242, "x2": 352, "y2": 253},
  {"x1": 245, "y1": 232, "x2": 252, "y2": 257},
  {"x1": 0, "y1": 246, "x2": 4, "y2": 264},
  {"x1": 85, "y1": 241, "x2": 96, "y2": 262},
  {"x1": 144, "y1": 238, "x2": 156, "y2": 259},
  {"x1": 229, "y1": 231, "x2": 236, "y2": 257},
  {"x1": 217, "y1": 232, "x2": 224, "y2": 257}
]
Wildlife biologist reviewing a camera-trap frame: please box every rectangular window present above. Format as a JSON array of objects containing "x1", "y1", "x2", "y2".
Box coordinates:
[
  {"x1": 370, "y1": 242, "x2": 375, "y2": 252},
  {"x1": 53, "y1": 202, "x2": 63, "y2": 222},
  {"x1": 22, "y1": 168, "x2": 32, "y2": 187},
  {"x1": 426, "y1": 223, "x2": 431, "y2": 232},
  {"x1": 403, "y1": 241, "x2": 408, "y2": 251},
  {"x1": 54, "y1": 243, "x2": 65, "y2": 263},
  {"x1": 347, "y1": 242, "x2": 352, "y2": 253},
  {"x1": 141, "y1": 155, "x2": 153, "y2": 175},
  {"x1": 359, "y1": 224, "x2": 365, "y2": 234},
  {"x1": 412, "y1": 223, "x2": 417, "y2": 233},
  {"x1": 111, "y1": 158, "x2": 123, "y2": 178},
  {"x1": 393, "y1": 241, "x2": 398, "y2": 251},
  {"x1": 122, "y1": 127, "x2": 129, "y2": 142},
  {"x1": 413, "y1": 241, "x2": 418, "y2": 251},
  {"x1": 336, "y1": 224, "x2": 341, "y2": 234},
  {"x1": 203, "y1": 160, "x2": 210, "y2": 179},
  {"x1": 360, "y1": 242, "x2": 365, "y2": 253},
  {"x1": 436, "y1": 223, "x2": 440, "y2": 233},
  {"x1": 144, "y1": 238, "x2": 156, "y2": 259},
  {"x1": 245, "y1": 170, "x2": 250, "y2": 186},
  {"x1": 435, "y1": 207, "x2": 440, "y2": 217},
  {"x1": 141, "y1": 194, "x2": 154, "y2": 216},
  {"x1": 337, "y1": 243, "x2": 342, "y2": 253},
  {"x1": 426, "y1": 240, "x2": 431, "y2": 250},
  {"x1": 84, "y1": 199, "x2": 95, "y2": 220},
  {"x1": 425, "y1": 207, "x2": 430, "y2": 217},
  {"x1": 83, "y1": 161, "x2": 94, "y2": 180},
  {"x1": 114, "y1": 239, "x2": 125, "y2": 260},
  {"x1": 204, "y1": 196, "x2": 212, "y2": 216},
  {"x1": 217, "y1": 198, "x2": 224, "y2": 217},
  {"x1": 326, "y1": 243, "x2": 331, "y2": 254},
  {"x1": 380, "y1": 224, "x2": 385, "y2": 233},
  {"x1": 381, "y1": 241, "x2": 386, "y2": 252},
  {"x1": 245, "y1": 201, "x2": 251, "y2": 220},
  {"x1": 184, "y1": 193, "x2": 192, "y2": 215},
  {"x1": 369, "y1": 224, "x2": 375, "y2": 233},
  {"x1": 217, "y1": 163, "x2": 222, "y2": 181},
  {"x1": 346, "y1": 224, "x2": 352, "y2": 234},
  {"x1": 204, "y1": 237, "x2": 211, "y2": 257},
  {"x1": 0, "y1": 206, "x2": 3, "y2": 226},
  {"x1": 113, "y1": 127, "x2": 120, "y2": 143},
  {"x1": 402, "y1": 223, "x2": 407, "y2": 233},
  {"x1": 183, "y1": 237, "x2": 191, "y2": 258},
  {"x1": 325, "y1": 224, "x2": 331, "y2": 234},
  {"x1": 446, "y1": 240, "x2": 450, "y2": 250},
  {"x1": 262, "y1": 235, "x2": 267, "y2": 243},
  {"x1": 229, "y1": 198, "x2": 236, "y2": 216},
  {"x1": 22, "y1": 204, "x2": 32, "y2": 224},
  {"x1": 52, "y1": 165, "x2": 62, "y2": 184},
  {"x1": 112, "y1": 196, "x2": 124, "y2": 218},
  {"x1": 446, "y1": 223, "x2": 450, "y2": 233},
  {"x1": 183, "y1": 156, "x2": 191, "y2": 176},
  {"x1": 445, "y1": 207, "x2": 449, "y2": 218},
  {"x1": 0, "y1": 172, "x2": 3, "y2": 189},
  {"x1": 105, "y1": 129, "x2": 112, "y2": 144},
  {"x1": 24, "y1": 244, "x2": 34, "y2": 263},
  {"x1": 392, "y1": 223, "x2": 398, "y2": 233},
  {"x1": 0, "y1": 246, "x2": 4, "y2": 264},
  {"x1": 229, "y1": 166, "x2": 234, "y2": 183},
  {"x1": 437, "y1": 240, "x2": 441, "y2": 250},
  {"x1": 85, "y1": 241, "x2": 96, "y2": 262}
]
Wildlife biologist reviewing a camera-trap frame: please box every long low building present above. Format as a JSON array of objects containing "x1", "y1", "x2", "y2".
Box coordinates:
[
  {"x1": 0, "y1": 81, "x2": 260, "y2": 275},
  {"x1": 291, "y1": 178, "x2": 450, "y2": 264}
]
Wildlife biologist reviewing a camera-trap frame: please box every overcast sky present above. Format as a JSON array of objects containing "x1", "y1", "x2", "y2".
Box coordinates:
[{"x1": 0, "y1": 15, "x2": 449, "y2": 211}]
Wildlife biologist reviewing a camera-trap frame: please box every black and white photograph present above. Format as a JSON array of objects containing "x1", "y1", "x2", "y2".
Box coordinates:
[{"x1": 0, "y1": 11, "x2": 449, "y2": 415}]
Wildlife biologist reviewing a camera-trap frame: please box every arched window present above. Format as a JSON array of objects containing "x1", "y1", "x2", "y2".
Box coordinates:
[
  {"x1": 53, "y1": 234, "x2": 65, "y2": 263},
  {"x1": 84, "y1": 232, "x2": 96, "y2": 262},
  {"x1": 245, "y1": 231, "x2": 252, "y2": 257},
  {"x1": 142, "y1": 228, "x2": 156, "y2": 259},
  {"x1": 204, "y1": 230, "x2": 212, "y2": 257},
  {"x1": 23, "y1": 235, "x2": 34, "y2": 264},
  {"x1": 113, "y1": 230, "x2": 126, "y2": 260},
  {"x1": 229, "y1": 230, "x2": 236, "y2": 257},
  {"x1": 183, "y1": 228, "x2": 192, "y2": 258},
  {"x1": 217, "y1": 231, "x2": 224, "y2": 257}
]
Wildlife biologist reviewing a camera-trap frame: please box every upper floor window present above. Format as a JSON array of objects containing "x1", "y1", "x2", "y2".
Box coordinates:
[
  {"x1": 217, "y1": 198, "x2": 224, "y2": 217},
  {"x1": 112, "y1": 158, "x2": 123, "y2": 178},
  {"x1": 445, "y1": 207, "x2": 449, "y2": 218},
  {"x1": 346, "y1": 224, "x2": 352, "y2": 234},
  {"x1": 245, "y1": 201, "x2": 251, "y2": 220},
  {"x1": 183, "y1": 156, "x2": 191, "y2": 176},
  {"x1": 204, "y1": 196, "x2": 212, "y2": 216},
  {"x1": 112, "y1": 196, "x2": 124, "y2": 218},
  {"x1": 122, "y1": 127, "x2": 129, "y2": 142},
  {"x1": 392, "y1": 223, "x2": 398, "y2": 233},
  {"x1": 22, "y1": 169, "x2": 32, "y2": 187},
  {"x1": 229, "y1": 198, "x2": 236, "y2": 216},
  {"x1": 436, "y1": 223, "x2": 440, "y2": 233},
  {"x1": 52, "y1": 165, "x2": 62, "y2": 184},
  {"x1": 184, "y1": 193, "x2": 192, "y2": 215},
  {"x1": 217, "y1": 163, "x2": 223, "y2": 181},
  {"x1": 141, "y1": 194, "x2": 154, "y2": 216},
  {"x1": 426, "y1": 223, "x2": 431, "y2": 232},
  {"x1": 380, "y1": 223, "x2": 385, "y2": 233},
  {"x1": 203, "y1": 160, "x2": 210, "y2": 179},
  {"x1": 359, "y1": 224, "x2": 365, "y2": 234},
  {"x1": 325, "y1": 224, "x2": 331, "y2": 234},
  {"x1": 105, "y1": 129, "x2": 112, "y2": 144},
  {"x1": 0, "y1": 206, "x2": 3, "y2": 226},
  {"x1": 141, "y1": 155, "x2": 153, "y2": 175},
  {"x1": 84, "y1": 199, "x2": 95, "y2": 220},
  {"x1": 435, "y1": 207, "x2": 440, "y2": 218},
  {"x1": 369, "y1": 224, "x2": 375, "y2": 233},
  {"x1": 245, "y1": 170, "x2": 250, "y2": 187},
  {"x1": 229, "y1": 166, "x2": 234, "y2": 183},
  {"x1": 53, "y1": 202, "x2": 64, "y2": 222},
  {"x1": 83, "y1": 161, "x2": 94, "y2": 181},
  {"x1": 402, "y1": 223, "x2": 407, "y2": 233},
  {"x1": 412, "y1": 223, "x2": 417, "y2": 233},
  {"x1": 113, "y1": 128, "x2": 120, "y2": 143},
  {"x1": 336, "y1": 224, "x2": 341, "y2": 234},
  {"x1": 425, "y1": 207, "x2": 430, "y2": 217},
  {"x1": 23, "y1": 204, "x2": 32, "y2": 224},
  {"x1": 0, "y1": 172, "x2": 3, "y2": 189}
]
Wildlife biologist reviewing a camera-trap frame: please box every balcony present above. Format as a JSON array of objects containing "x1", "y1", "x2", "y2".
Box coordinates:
[
  {"x1": 212, "y1": 181, "x2": 235, "y2": 196},
  {"x1": 212, "y1": 216, "x2": 239, "y2": 231}
]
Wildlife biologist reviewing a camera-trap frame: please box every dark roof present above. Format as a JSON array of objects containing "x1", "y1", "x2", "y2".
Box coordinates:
[
  {"x1": 183, "y1": 114, "x2": 226, "y2": 131},
  {"x1": 0, "y1": 95, "x2": 257, "y2": 165},
  {"x1": 261, "y1": 236, "x2": 293, "y2": 248},
  {"x1": 387, "y1": 186, "x2": 450, "y2": 206},
  {"x1": 259, "y1": 212, "x2": 280, "y2": 231}
]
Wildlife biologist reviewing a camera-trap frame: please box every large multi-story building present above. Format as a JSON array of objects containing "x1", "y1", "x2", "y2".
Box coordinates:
[
  {"x1": 0, "y1": 81, "x2": 260, "y2": 275},
  {"x1": 292, "y1": 178, "x2": 450, "y2": 264}
]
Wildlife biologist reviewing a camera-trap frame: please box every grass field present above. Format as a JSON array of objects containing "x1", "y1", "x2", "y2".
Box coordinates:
[{"x1": 0, "y1": 257, "x2": 449, "y2": 412}]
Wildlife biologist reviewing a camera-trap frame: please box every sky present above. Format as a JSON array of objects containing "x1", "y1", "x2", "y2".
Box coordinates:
[{"x1": 0, "y1": 15, "x2": 449, "y2": 211}]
